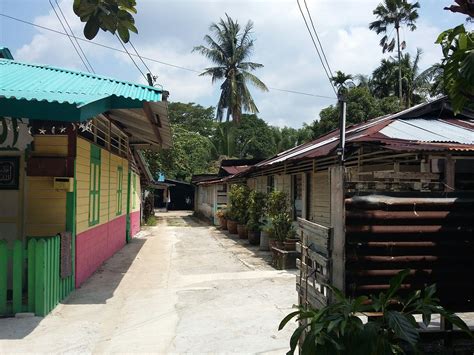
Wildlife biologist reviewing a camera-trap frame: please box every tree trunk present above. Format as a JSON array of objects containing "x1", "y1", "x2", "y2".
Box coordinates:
[{"x1": 396, "y1": 24, "x2": 403, "y2": 105}]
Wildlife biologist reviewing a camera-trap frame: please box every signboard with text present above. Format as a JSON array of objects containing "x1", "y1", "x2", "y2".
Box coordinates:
[{"x1": 0, "y1": 156, "x2": 19, "y2": 190}]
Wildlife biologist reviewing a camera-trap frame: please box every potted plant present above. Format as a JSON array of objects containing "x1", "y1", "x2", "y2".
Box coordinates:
[
  {"x1": 227, "y1": 184, "x2": 248, "y2": 236},
  {"x1": 246, "y1": 191, "x2": 267, "y2": 245},
  {"x1": 260, "y1": 219, "x2": 273, "y2": 251},
  {"x1": 216, "y1": 208, "x2": 228, "y2": 230},
  {"x1": 283, "y1": 227, "x2": 298, "y2": 251},
  {"x1": 226, "y1": 208, "x2": 238, "y2": 235},
  {"x1": 229, "y1": 184, "x2": 250, "y2": 239},
  {"x1": 267, "y1": 191, "x2": 293, "y2": 249}
]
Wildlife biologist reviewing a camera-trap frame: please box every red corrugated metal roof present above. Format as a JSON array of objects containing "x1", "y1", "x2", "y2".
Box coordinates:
[
  {"x1": 247, "y1": 98, "x2": 474, "y2": 172},
  {"x1": 221, "y1": 165, "x2": 251, "y2": 175}
]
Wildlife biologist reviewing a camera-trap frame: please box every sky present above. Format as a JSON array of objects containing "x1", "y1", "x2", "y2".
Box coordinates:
[{"x1": 0, "y1": 0, "x2": 468, "y2": 128}]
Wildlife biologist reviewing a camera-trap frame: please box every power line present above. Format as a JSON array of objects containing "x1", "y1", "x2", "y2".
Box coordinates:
[
  {"x1": 115, "y1": 34, "x2": 148, "y2": 82},
  {"x1": 0, "y1": 14, "x2": 200, "y2": 73},
  {"x1": 267, "y1": 87, "x2": 334, "y2": 99},
  {"x1": 303, "y1": 0, "x2": 334, "y2": 77},
  {"x1": 54, "y1": 0, "x2": 95, "y2": 73},
  {"x1": 48, "y1": 0, "x2": 90, "y2": 73},
  {"x1": 129, "y1": 40, "x2": 153, "y2": 76},
  {"x1": 0, "y1": 13, "x2": 336, "y2": 100},
  {"x1": 296, "y1": 0, "x2": 337, "y2": 96}
]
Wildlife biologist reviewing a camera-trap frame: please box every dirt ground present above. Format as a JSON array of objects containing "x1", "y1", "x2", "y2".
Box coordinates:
[{"x1": 0, "y1": 211, "x2": 297, "y2": 354}]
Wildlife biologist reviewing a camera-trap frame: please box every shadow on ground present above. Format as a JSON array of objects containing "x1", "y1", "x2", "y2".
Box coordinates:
[
  {"x1": 0, "y1": 236, "x2": 147, "y2": 340},
  {"x1": 65, "y1": 237, "x2": 146, "y2": 305}
]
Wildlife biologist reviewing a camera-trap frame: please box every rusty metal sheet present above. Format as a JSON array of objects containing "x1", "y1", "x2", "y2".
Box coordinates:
[{"x1": 60, "y1": 231, "x2": 72, "y2": 279}]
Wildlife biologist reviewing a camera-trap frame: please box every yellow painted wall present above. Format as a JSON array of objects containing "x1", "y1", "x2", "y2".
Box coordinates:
[
  {"x1": 25, "y1": 177, "x2": 67, "y2": 236},
  {"x1": 24, "y1": 135, "x2": 68, "y2": 237},
  {"x1": 76, "y1": 138, "x2": 133, "y2": 235}
]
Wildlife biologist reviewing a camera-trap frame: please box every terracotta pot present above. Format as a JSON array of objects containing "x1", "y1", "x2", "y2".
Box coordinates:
[
  {"x1": 260, "y1": 231, "x2": 270, "y2": 251},
  {"x1": 219, "y1": 217, "x2": 227, "y2": 230},
  {"x1": 227, "y1": 220, "x2": 238, "y2": 234},
  {"x1": 248, "y1": 230, "x2": 261, "y2": 245},
  {"x1": 237, "y1": 224, "x2": 248, "y2": 239}
]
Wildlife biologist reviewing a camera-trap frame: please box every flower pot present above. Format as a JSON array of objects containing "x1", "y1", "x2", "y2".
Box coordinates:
[
  {"x1": 260, "y1": 231, "x2": 270, "y2": 251},
  {"x1": 283, "y1": 239, "x2": 298, "y2": 251},
  {"x1": 219, "y1": 217, "x2": 227, "y2": 230},
  {"x1": 227, "y1": 220, "x2": 238, "y2": 235},
  {"x1": 237, "y1": 224, "x2": 248, "y2": 239},
  {"x1": 248, "y1": 230, "x2": 261, "y2": 245},
  {"x1": 269, "y1": 239, "x2": 284, "y2": 249}
]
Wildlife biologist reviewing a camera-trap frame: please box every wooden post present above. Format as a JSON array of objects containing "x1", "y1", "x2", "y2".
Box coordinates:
[
  {"x1": 330, "y1": 166, "x2": 345, "y2": 295},
  {"x1": 0, "y1": 240, "x2": 7, "y2": 315},
  {"x1": 12, "y1": 240, "x2": 23, "y2": 314}
]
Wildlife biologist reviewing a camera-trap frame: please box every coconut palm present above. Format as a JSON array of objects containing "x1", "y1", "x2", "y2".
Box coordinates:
[
  {"x1": 401, "y1": 48, "x2": 431, "y2": 107},
  {"x1": 193, "y1": 14, "x2": 268, "y2": 122},
  {"x1": 369, "y1": 0, "x2": 420, "y2": 103},
  {"x1": 330, "y1": 71, "x2": 354, "y2": 92}
]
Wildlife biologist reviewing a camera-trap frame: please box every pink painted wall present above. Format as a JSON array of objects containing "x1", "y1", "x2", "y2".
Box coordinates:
[
  {"x1": 130, "y1": 210, "x2": 141, "y2": 238},
  {"x1": 75, "y1": 215, "x2": 126, "y2": 288}
]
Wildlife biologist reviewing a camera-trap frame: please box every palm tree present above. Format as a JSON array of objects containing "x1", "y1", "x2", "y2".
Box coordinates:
[
  {"x1": 419, "y1": 63, "x2": 445, "y2": 97},
  {"x1": 330, "y1": 71, "x2": 354, "y2": 92},
  {"x1": 400, "y1": 48, "x2": 430, "y2": 107},
  {"x1": 369, "y1": 0, "x2": 420, "y2": 103},
  {"x1": 193, "y1": 14, "x2": 268, "y2": 122}
]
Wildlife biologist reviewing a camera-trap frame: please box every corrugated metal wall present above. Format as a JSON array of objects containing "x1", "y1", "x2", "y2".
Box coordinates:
[{"x1": 345, "y1": 194, "x2": 474, "y2": 311}]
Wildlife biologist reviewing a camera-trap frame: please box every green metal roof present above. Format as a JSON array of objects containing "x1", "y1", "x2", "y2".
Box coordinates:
[{"x1": 0, "y1": 58, "x2": 164, "y2": 122}]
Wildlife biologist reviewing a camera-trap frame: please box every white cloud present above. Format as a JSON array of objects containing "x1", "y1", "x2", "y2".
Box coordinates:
[{"x1": 12, "y1": 0, "x2": 448, "y2": 128}]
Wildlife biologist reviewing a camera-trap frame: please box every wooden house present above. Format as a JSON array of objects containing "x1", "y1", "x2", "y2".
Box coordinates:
[
  {"x1": 192, "y1": 159, "x2": 261, "y2": 224},
  {"x1": 0, "y1": 51, "x2": 171, "y2": 316},
  {"x1": 230, "y1": 98, "x2": 474, "y2": 313}
]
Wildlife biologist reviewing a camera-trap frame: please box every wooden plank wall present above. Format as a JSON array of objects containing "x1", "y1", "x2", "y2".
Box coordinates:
[
  {"x1": 309, "y1": 171, "x2": 331, "y2": 227},
  {"x1": 296, "y1": 217, "x2": 333, "y2": 309}
]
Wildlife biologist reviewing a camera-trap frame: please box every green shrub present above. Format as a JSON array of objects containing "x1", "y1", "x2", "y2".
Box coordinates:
[
  {"x1": 280, "y1": 270, "x2": 472, "y2": 354},
  {"x1": 267, "y1": 191, "x2": 293, "y2": 242},
  {"x1": 246, "y1": 191, "x2": 267, "y2": 232},
  {"x1": 228, "y1": 184, "x2": 250, "y2": 224},
  {"x1": 144, "y1": 215, "x2": 157, "y2": 226}
]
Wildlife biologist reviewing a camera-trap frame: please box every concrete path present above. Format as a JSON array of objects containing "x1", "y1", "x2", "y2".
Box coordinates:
[{"x1": 0, "y1": 211, "x2": 297, "y2": 354}]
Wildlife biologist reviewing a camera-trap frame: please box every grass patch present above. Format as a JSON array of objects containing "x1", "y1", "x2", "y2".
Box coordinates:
[{"x1": 144, "y1": 216, "x2": 157, "y2": 226}]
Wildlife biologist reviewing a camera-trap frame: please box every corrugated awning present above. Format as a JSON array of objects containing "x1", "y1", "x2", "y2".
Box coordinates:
[{"x1": 0, "y1": 57, "x2": 171, "y2": 149}]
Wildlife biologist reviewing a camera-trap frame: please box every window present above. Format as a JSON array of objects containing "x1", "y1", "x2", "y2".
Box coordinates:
[
  {"x1": 89, "y1": 144, "x2": 101, "y2": 226},
  {"x1": 116, "y1": 166, "x2": 123, "y2": 215},
  {"x1": 292, "y1": 174, "x2": 303, "y2": 220},
  {"x1": 267, "y1": 175, "x2": 275, "y2": 193}
]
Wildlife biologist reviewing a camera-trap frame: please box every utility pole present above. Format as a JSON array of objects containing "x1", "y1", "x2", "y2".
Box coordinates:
[
  {"x1": 146, "y1": 73, "x2": 155, "y2": 87},
  {"x1": 337, "y1": 89, "x2": 347, "y2": 164}
]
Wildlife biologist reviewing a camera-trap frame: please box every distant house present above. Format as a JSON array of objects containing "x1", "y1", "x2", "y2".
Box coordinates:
[
  {"x1": 0, "y1": 49, "x2": 172, "y2": 316},
  {"x1": 192, "y1": 159, "x2": 262, "y2": 224}
]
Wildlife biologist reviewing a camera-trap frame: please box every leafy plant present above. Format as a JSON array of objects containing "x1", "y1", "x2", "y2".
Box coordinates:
[
  {"x1": 73, "y1": 0, "x2": 138, "y2": 42},
  {"x1": 227, "y1": 184, "x2": 250, "y2": 224},
  {"x1": 280, "y1": 270, "x2": 472, "y2": 354},
  {"x1": 267, "y1": 191, "x2": 293, "y2": 242},
  {"x1": 216, "y1": 208, "x2": 228, "y2": 219},
  {"x1": 436, "y1": 24, "x2": 474, "y2": 113},
  {"x1": 246, "y1": 191, "x2": 267, "y2": 232}
]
